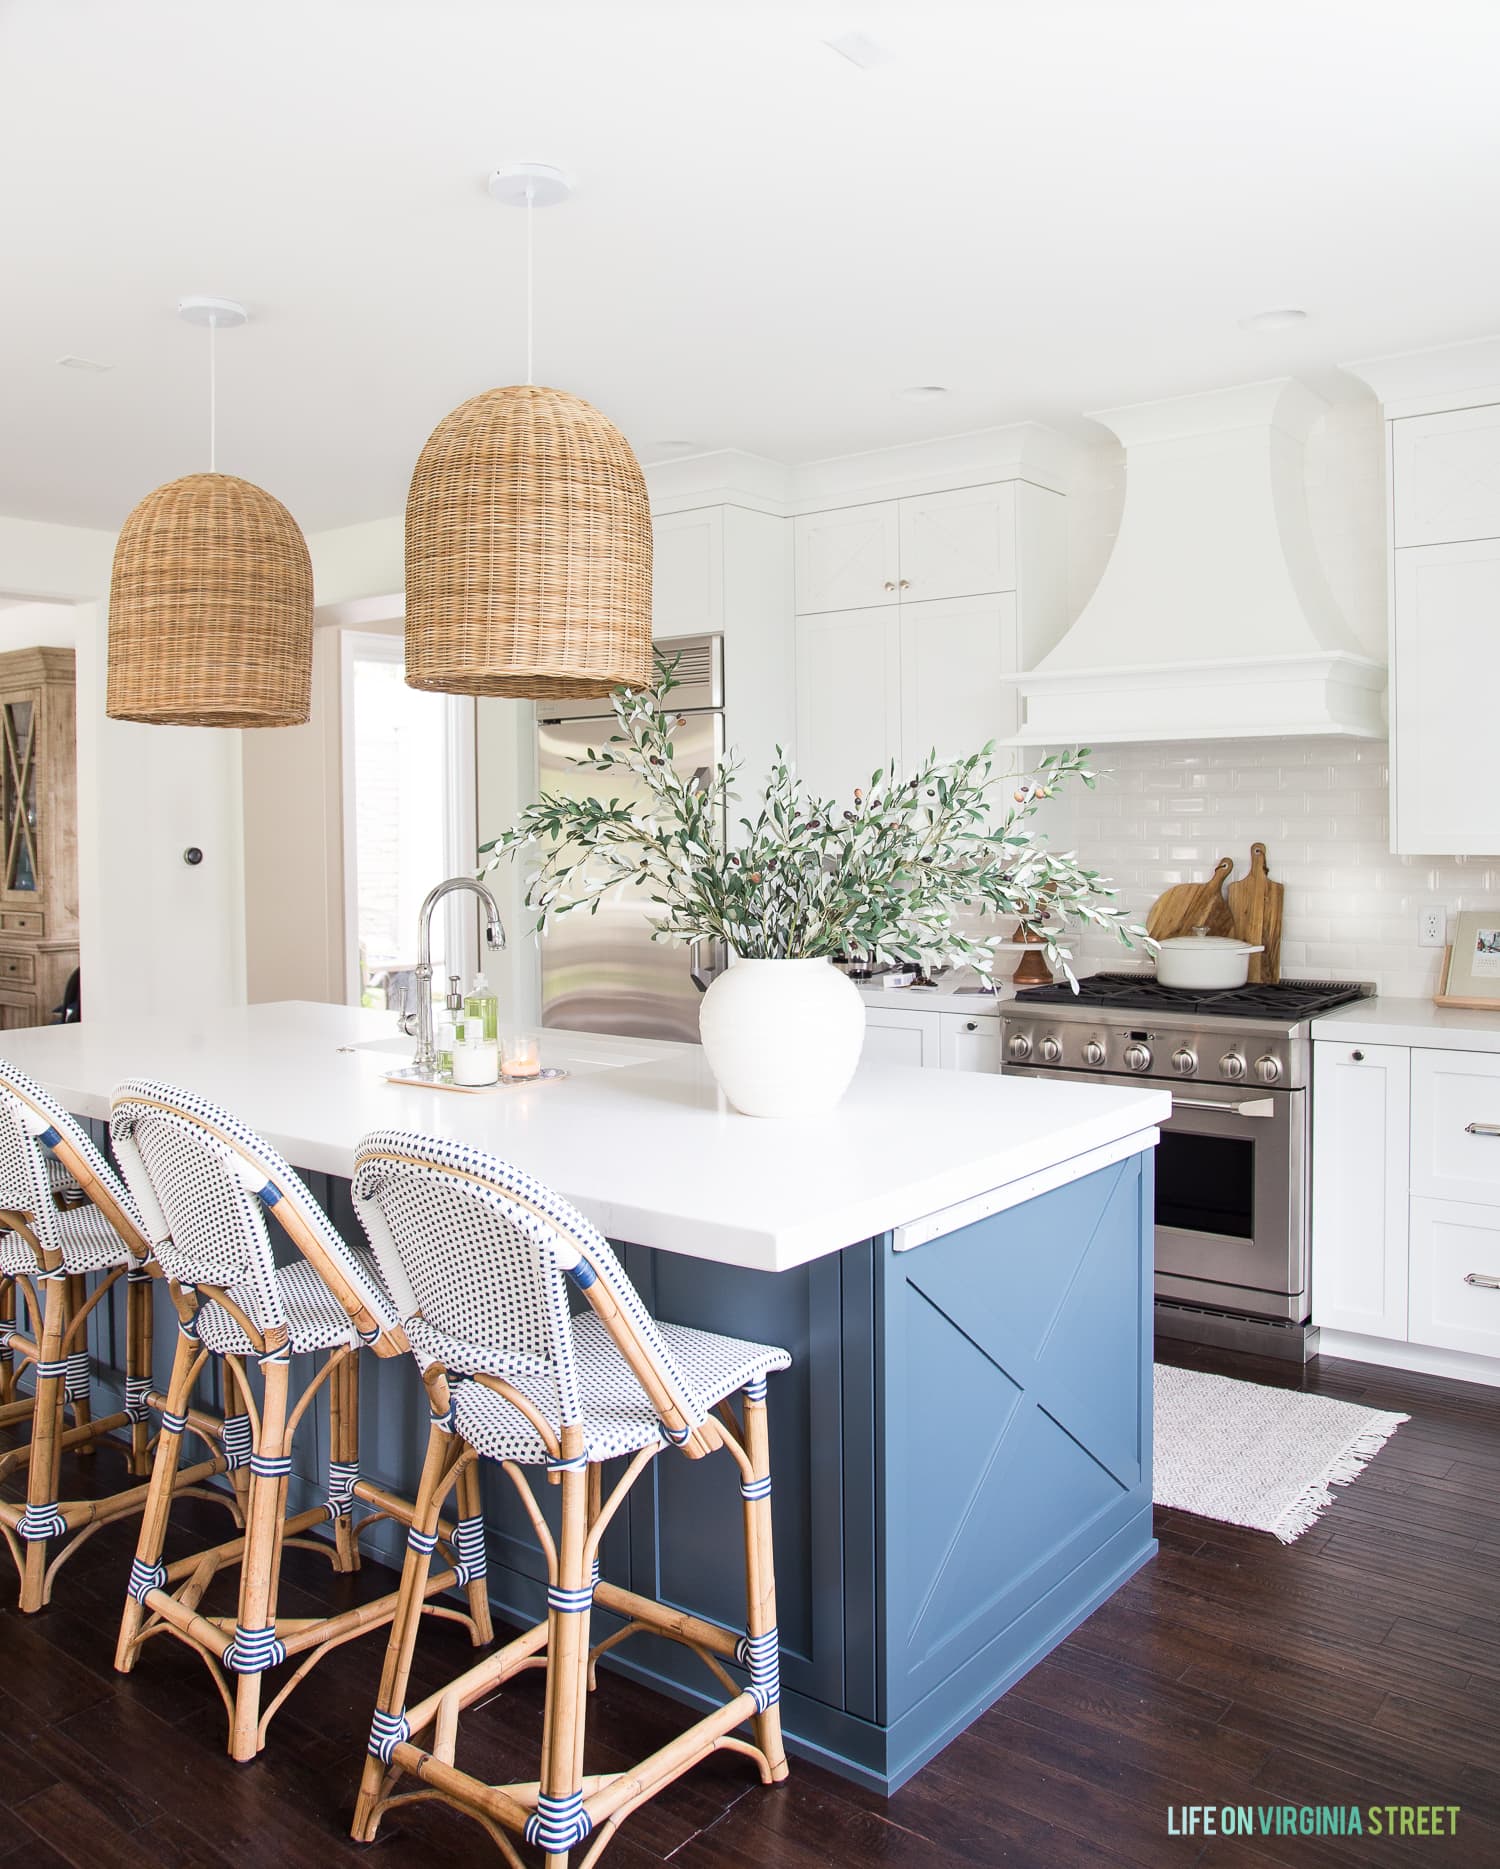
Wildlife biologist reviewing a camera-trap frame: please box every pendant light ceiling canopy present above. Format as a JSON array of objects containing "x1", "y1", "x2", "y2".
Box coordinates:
[
  {"x1": 107, "y1": 298, "x2": 313, "y2": 729},
  {"x1": 403, "y1": 164, "x2": 652, "y2": 700}
]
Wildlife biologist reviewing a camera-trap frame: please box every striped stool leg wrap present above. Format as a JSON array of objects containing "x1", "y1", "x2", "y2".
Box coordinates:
[
  {"x1": 450, "y1": 1514, "x2": 487, "y2": 1585},
  {"x1": 222, "y1": 1624, "x2": 287, "y2": 1672},
  {"x1": 591, "y1": 1553, "x2": 601, "y2": 1586},
  {"x1": 325, "y1": 1459, "x2": 359, "y2": 1519},
  {"x1": 525, "y1": 1791, "x2": 593, "y2": 1853},
  {"x1": 659, "y1": 1421, "x2": 691, "y2": 1447},
  {"x1": 34, "y1": 1357, "x2": 68, "y2": 1383},
  {"x1": 18, "y1": 1501, "x2": 67, "y2": 1542},
  {"x1": 735, "y1": 1628, "x2": 782, "y2": 1712},
  {"x1": 546, "y1": 1583, "x2": 595, "y2": 1615},
  {"x1": 407, "y1": 1525, "x2": 439, "y2": 1556},
  {"x1": 124, "y1": 1376, "x2": 153, "y2": 1423},
  {"x1": 546, "y1": 1449, "x2": 589, "y2": 1473},
  {"x1": 158, "y1": 1409, "x2": 189, "y2": 1436},
  {"x1": 64, "y1": 1350, "x2": 91, "y2": 1402},
  {"x1": 128, "y1": 1557, "x2": 167, "y2": 1602},
  {"x1": 127, "y1": 1265, "x2": 153, "y2": 1284},
  {"x1": 367, "y1": 1707, "x2": 411, "y2": 1764},
  {"x1": 740, "y1": 1474, "x2": 773, "y2": 1501},
  {"x1": 258, "y1": 1341, "x2": 290, "y2": 1368},
  {"x1": 357, "y1": 1323, "x2": 380, "y2": 1347},
  {"x1": 248, "y1": 1452, "x2": 292, "y2": 1480},
  {"x1": 221, "y1": 1413, "x2": 253, "y2": 1467},
  {"x1": 744, "y1": 1375, "x2": 768, "y2": 1403},
  {"x1": 177, "y1": 1306, "x2": 202, "y2": 1342},
  {"x1": 0, "y1": 1316, "x2": 14, "y2": 1362}
]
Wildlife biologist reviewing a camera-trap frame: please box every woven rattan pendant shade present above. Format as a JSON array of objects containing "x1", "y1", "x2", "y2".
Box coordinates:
[
  {"x1": 404, "y1": 383, "x2": 652, "y2": 699},
  {"x1": 107, "y1": 472, "x2": 313, "y2": 727}
]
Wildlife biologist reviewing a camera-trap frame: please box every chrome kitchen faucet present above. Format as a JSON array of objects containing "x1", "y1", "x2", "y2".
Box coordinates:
[{"x1": 399, "y1": 877, "x2": 506, "y2": 1080}]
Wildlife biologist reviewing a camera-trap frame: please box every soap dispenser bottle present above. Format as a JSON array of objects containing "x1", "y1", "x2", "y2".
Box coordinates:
[
  {"x1": 436, "y1": 973, "x2": 464, "y2": 1076},
  {"x1": 465, "y1": 971, "x2": 498, "y2": 1043}
]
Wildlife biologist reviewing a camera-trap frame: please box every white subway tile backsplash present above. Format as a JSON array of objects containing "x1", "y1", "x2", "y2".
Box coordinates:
[{"x1": 1046, "y1": 736, "x2": 1496, "y2": 999}]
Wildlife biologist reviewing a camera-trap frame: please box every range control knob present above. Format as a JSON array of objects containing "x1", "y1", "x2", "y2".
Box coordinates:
[
  {"x1": 1220, "y1": 1051, "x2": 1247, "y2": 1081},
  {"x1": 1123, "y1": 1042, "x2": 1152, "y2": 1072},
  {"x1": 1007, "y1": 1032, "x2": 1033, "y2": 1063},
  {"x1": 1171, "y1": 1047, "x2": 1198, "y2": 1076},
  {"x1": 1083, "y1": 1038, "x2": 1107, "y2": 1067},
  {"x1": 1254, "y1": 1054, "x2": 1283, "y2": 1084},
  {"x1": 1039, "y1": 1035, "x2": 1063, "y2": 1064}
]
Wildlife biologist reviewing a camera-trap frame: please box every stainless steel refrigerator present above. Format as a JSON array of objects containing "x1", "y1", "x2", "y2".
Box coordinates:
[{"x1": 536, "y1": 634, "x2": 725, "y2": 1042}]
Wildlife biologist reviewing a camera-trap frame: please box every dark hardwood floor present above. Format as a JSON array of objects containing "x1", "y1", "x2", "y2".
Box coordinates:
[{"x1": 3, "y1": 1339, "x2": 1496, "y2": 1867}]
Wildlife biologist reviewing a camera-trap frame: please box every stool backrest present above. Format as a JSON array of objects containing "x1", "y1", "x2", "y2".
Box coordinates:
[
  {"x1": 351, "y1": 1129, "x2": 708, "y2": 1443},
  {"x1": 111, "y1": 1080, "x2": 403, "y2": 1354},
  {"x1": 0, "y1": 1058, "x2": 147, "y2": 1262}
]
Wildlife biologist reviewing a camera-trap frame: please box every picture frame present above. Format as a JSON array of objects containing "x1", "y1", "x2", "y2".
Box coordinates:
[{"x1": 1435, "y1": 910, "x2": 1500, "y2": 1010}]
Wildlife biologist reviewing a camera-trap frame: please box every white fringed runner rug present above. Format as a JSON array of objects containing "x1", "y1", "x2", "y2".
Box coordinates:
[{"x1": 1153, "y1": 1364, "x2": 1410, "y2": 1544}]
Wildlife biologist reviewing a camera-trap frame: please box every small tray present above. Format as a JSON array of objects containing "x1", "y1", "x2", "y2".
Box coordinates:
[{"x1": 382, "y1": 1067, "x2": 569, "y2": 1095}]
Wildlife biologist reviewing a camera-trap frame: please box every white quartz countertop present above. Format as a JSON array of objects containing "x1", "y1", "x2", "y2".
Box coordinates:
[
  {"x1": 1312, "y1": 996, "x2": 1500, "y2": 1053},
  {"x1": 0, "y1": 1002, "x2": 1166, "y2": 1273}
]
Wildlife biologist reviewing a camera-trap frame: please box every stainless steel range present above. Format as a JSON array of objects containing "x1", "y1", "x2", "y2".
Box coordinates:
[{"x1": 1002, "y1": 973, "x2": 1374, "y2": 1359}]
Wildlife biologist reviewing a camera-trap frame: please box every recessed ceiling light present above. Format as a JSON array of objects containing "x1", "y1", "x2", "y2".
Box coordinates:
[
  {"x1": 897, "y1": 385, "x2": 949, "y2": 401},
  {"x1": 56, "y1": 354, "x2": 112, "y2": 372},
  {"x1": 1238, "y1": 308, "x2": 1309, "y2": 332},
  {"x1": 825, "y1": 30, "x2": 895, "y2": 70}
]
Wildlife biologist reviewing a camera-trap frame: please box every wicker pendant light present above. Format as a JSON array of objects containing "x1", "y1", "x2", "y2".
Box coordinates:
[
  {"x1": 403, "y1": 165, "x2": 652, "y2": 700},
  {"x1": 107, "y1": 298, "x2": 313, "y2": 728}
]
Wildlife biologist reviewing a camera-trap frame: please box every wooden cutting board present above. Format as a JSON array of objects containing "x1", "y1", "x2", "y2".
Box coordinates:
[
  {"x1": 1225, "y1": 842, "x2": 1284, "y2": 984},
  {"x1": 1145, "y1": 857, "x2": 1236, "y2": 941}
]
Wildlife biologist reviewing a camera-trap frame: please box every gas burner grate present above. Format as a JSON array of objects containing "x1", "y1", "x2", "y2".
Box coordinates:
[{"x1": 1012, "y1": 973, "x2": 1370, "y2": 1019}]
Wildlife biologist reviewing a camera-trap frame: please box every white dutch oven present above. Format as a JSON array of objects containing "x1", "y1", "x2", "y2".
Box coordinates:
[{"x1": 1154, "y1": 928, "x2": 1265, "y2": 990}]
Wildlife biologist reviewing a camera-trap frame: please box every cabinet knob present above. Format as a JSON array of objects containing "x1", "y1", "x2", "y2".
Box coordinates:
[
  {"x1": 1351, "y1": 1049, "x2": 1365, "y2": 1062},
  {"x1": 964, "y1": 1020, "x2": 977, "y2": 1032},
  {"x1": 883, "y1": 580, "x2": 896, "y2": 592},
  {"x1": 898, "y1": 578, "x2": 911, "y2": 590}
]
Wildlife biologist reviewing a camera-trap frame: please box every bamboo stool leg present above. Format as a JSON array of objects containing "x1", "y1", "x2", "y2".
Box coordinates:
[
  {"x1": 220, "y1": 1358, "x2": 253, "y2": 1522},
  {"x1": 0, "y1": 1272, "x2": 15, "y2": 1405},
  {"x1": 739, "y1": 1382, "x2": 788, "y2": 1783},
  {"x1": 18, "y1": 1273, "x2": 69, "y2": 1613},
  {"x1": 227, "y1": 1345, "x2": 292, "y2": 1762},
  {"x1": 116, "y1": 1323, "x2": 199, "y2": 1669},
  {"x1": 329, "y1": 1347, "x2": 360, "y2": 1574},
  {"x1": 453, "y1": 1447, "x2": 493, "y2": 1645},
  {"x1": 124, "y1": 1265, "x2": 154, "y2": 1478},
  {"x1": 529, "y1": 1440, "x2": 594, "y2": 1867},
  {"x1": 63, "y1": 1272, "x2": 94, "y2": 1454},
  {"x1": 352, "y1": 1418, "x2": 462, "y2": 1843}
]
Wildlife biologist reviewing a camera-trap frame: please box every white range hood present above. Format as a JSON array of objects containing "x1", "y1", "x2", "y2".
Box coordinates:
[{"x1": 1011, "y1": 379, "x2": 1385, "y2": 745}]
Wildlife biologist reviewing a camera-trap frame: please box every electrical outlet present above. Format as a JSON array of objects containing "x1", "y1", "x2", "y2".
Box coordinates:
[{"x1": 1418, "y1": 909, "x2": 1447, "y2": 949}]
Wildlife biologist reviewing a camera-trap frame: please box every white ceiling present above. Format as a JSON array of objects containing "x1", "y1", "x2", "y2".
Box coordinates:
[{"x1": 3, "y1": 0, "x2": 1499, "y2": 533}]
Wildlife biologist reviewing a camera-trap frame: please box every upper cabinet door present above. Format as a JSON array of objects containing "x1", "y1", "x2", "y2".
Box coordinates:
[
  {"x1": 1391, "y1": 538, "x2": 1500, "y2": 853},
  {"x1": 897, "y1": 484, "x2": 1017, "y2": 602},
  {"x1": 794, "y1": 606, "x2": 901, "y2": 803},
  {"x1": 652, "y1": 508, "x2": 725, "y2": 638},
  {"x1": 794, "y1": 503, "x2": 900, "y2": 614},
  {"x1": 900, "y1": 593, "x2": 1020, "y2": 767},
  {"x1": 1393, "y1": 405, "x2": 1500, "y2": 547}
]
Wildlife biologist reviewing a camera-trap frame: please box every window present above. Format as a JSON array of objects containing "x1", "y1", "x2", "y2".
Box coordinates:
[{"x1": 340, "y1": 631, "x2": 475, "y2": 1009}]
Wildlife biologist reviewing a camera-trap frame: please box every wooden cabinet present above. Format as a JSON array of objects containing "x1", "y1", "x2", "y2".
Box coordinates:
[
  {"x1": 1390, "y1": 538, "x2": 1500, "y2": 853},
  {"x1": 0, "y1": 648, "x2": 77, "y2": 1027},
  {"x1": 1311, "y1": 1041, "x2": 1411, "y2": 1341}
]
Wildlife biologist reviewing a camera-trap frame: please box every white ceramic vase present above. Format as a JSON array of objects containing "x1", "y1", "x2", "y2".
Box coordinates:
[{"x1": 697, "y1": 957, "x2": 866, "y2": 1118}]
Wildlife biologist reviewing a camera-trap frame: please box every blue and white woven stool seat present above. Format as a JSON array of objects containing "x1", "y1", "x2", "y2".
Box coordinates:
[
  {"x1": 194, "y1": 1257, "x2": 377, "y2": 1357},
  {"x1": 0, "y1": 1198, "x2": 139, "y2": 1278},
  {"x1": 449, "y1": 1314, "x2": 791, "y2": 1465}
]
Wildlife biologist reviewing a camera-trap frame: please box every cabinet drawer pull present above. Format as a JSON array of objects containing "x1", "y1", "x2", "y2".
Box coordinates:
[
  {"x1": 1464, "y1": 1272, "x2": 1500, "y2": 1290},
  {"x1": 1464, "y1": 1122, "x2": 1500, "y2": 1137},
  {"x1": 964, "y1": 1020, "x2": 977, "y2": 1032}
]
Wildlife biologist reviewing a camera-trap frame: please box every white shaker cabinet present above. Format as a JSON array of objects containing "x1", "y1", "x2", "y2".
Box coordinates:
[
  {"x1": 794, "y1": 606, "x2": 901, "y2": 802},
  {"x1": 1409, "y1": 1199, "x2": 1500, "y2": 1359},
  {"x1": 1311, "y1": 1040, "x2": 1411, "y2": 1341},
  {"x1": 897, "y1": 485, "x2": 1018, "y2": 604},
  {"x1": 862, "y1": 1006, "x2": 941, "y2": 1068},
  {"x1": 900, "y1": 594, "x2": 1020, "y2": 765},
  {"x1": 1392, "y1": 403, "x2": 1500, "y2": 547},
  {"x1": 1411, "y1": 1047, "x2": 1500, "y2": 1205},
  {"x1": 939, "y1": 1011, "x2": 1001, "y2": 1074},
  {"x1": 794, "y1": 503, "x2": 900, "y2": 614},
  {"x1": 1390, "y1": 538, "x2": 1500, "y2": 855}
]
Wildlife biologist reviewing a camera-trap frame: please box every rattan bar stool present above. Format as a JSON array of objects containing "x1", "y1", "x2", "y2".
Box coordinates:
[
  {"x1": 0, "y1": 1061, "x2": 202, "y2": 1611},
  {"x1": 109, "y1": 1080, "x2": 494, "y2": 1762},
  {"x1": 349, "y1": 1129, "x2": 791, "y2": 1869}
]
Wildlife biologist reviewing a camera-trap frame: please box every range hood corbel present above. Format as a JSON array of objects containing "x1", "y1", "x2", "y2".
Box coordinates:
[{"x1": 1010, "y1": 378, "x2": 1386, "y2": 745}]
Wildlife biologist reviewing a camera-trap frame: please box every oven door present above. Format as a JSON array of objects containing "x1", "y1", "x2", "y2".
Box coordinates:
[{"x1": 1011, "y1": 1064, "x2": 1307, "y2": 1320}]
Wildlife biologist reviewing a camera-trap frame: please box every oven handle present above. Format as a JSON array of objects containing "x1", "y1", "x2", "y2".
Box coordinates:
[{"x1": 1171, "y1": 1095, "x2": 1277, "y2": 1119}]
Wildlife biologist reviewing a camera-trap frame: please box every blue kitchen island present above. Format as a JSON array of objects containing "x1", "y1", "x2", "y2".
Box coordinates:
[{"x1": 1, "y1": 1002, "x2": 1166, "y2": 1794}]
